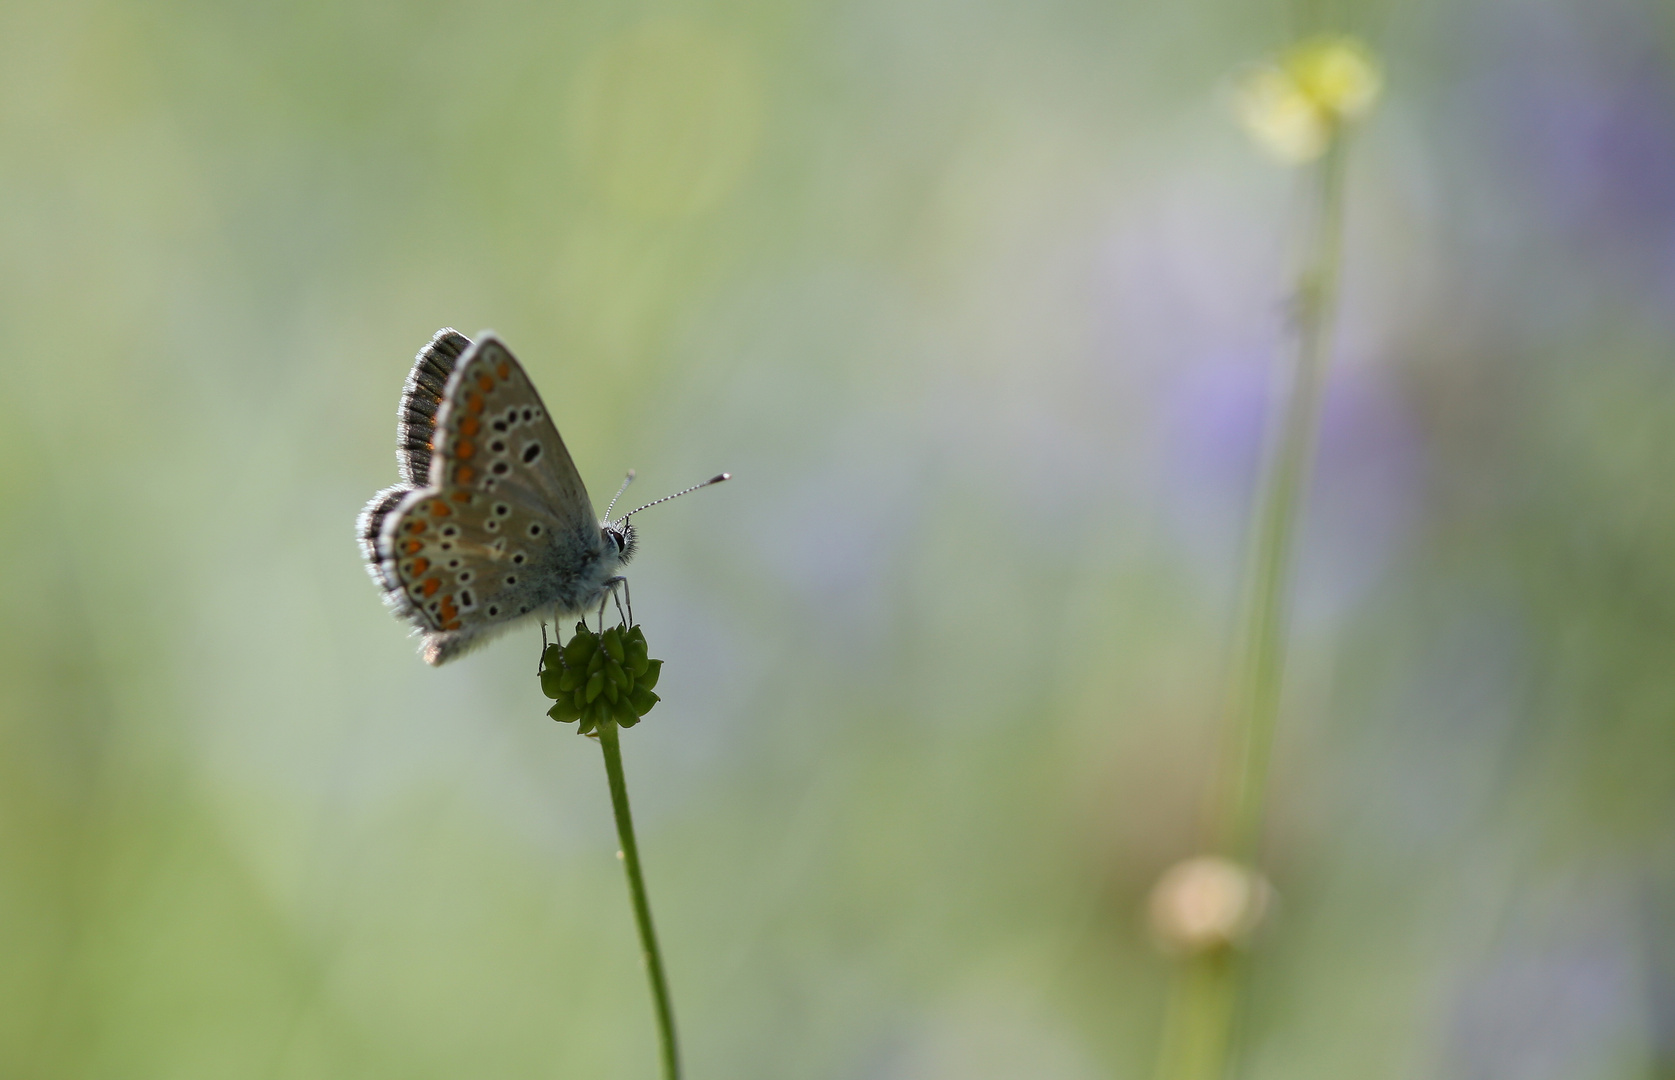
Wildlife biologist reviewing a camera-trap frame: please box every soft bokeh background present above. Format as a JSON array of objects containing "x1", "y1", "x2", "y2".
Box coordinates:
[{"x1": 4, "y1": 0, "x2": 1674, "y2": 1077}]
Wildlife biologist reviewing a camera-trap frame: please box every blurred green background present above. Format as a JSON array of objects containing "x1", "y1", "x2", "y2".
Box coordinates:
[{"x1": 4, "y1": 0, "x2": 1674, "y2": 1077}]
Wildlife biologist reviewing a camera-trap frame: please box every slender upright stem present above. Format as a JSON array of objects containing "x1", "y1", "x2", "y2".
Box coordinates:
[
  {"x1": 1153, "y1": 131, "x2": 1352, "y2": 1080},
  {"x1": 1215, "y1": 131, "x2": 1348, "y2": 861},
  {"x1": 1152, "y1": 951, "x2": 1239, "y2": 1080},
  {"x1": 597, "y1": 722, "x2": 681, "y2": 1080}
]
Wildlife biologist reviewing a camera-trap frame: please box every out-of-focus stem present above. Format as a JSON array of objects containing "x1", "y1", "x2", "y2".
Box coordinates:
[
  {"x1": 598, "y1": 722, "x2": 681, "y2": 1080},
  {"x1": 1216, "y1": 131, "x2": 1347, "y2": 860},
  {"x1": 1152, "y1": 128, "x2": 1351, "y2": 1080},
  {"x1": 1153, "y1": 951, "x2": 1239, "y2": 1080}
]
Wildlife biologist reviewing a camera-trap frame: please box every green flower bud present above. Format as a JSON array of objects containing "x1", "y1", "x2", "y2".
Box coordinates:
[
  {"x1": 537, "y1": 646, "x2": 563, "y2": 698},
  {"x1": 563, "y1": 633, "x2": 594, "y2": 668},
  {"x1": 539, "y1": 624, "x2": 665, "y2": 732},
  {"x1": 602, "y1": 626, "x2": 626, "y2": 663}
]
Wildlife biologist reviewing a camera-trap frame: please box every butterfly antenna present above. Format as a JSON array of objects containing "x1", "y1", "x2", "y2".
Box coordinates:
[
  {"x1": 623, "y1": 473, "x2": 730, "y2": 520},
  {"x1": 604, "y1": 470, "x2": 636, "y2": 523}
]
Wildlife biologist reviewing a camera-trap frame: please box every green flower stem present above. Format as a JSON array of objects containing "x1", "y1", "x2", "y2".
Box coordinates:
[
  {"x1": 1153, "y1": 952, "x2": 1238, "y2": 1080},
  {"x1": 597, "y1": 721, "x2": 681, "y2": 1080},
  {"x1": 1154, "y1": 131, "x2": 1351, "y2": 1080},
  {"x1": 1216, "y1": 130, "x2": 1348, "y2": 860}
]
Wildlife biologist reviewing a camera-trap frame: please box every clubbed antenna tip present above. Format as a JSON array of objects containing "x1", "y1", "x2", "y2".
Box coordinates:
[{"x1": 623, "y1": 472, "x2": 731, "y2": 520}]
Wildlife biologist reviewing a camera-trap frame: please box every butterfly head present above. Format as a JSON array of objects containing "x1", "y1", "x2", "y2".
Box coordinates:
[
  {"x1": 603, "y1": 520, "x2": 637, "y2": 565},
  {"x1": 597, "y1": 470, "x2": 728, "y2": 569}
]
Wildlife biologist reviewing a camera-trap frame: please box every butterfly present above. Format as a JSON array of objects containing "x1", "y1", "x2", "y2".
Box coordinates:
[{"x1": 357, "y1": 329, "x2": 724, "y2": 665}]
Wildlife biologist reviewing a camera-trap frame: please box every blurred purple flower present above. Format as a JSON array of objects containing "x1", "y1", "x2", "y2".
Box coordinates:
[{"x1": 1475, "y1": 2, "x2": 1675, "y2": 284}]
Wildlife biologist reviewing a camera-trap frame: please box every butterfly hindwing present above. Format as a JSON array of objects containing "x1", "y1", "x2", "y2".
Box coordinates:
[
  {"x1": 357, "y1": 328, "x2": 469, "y2": 596},
  {"x1": 357, "y1": 485, "x2": 408, "y2": 589}
]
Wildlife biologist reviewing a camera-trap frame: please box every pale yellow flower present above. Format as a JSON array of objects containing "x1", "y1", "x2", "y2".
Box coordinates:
[{"x1": 1235, "y1": 35, "x2": 1383, "y2": 163}]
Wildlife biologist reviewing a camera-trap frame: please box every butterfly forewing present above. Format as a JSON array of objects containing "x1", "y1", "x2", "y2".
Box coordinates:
[
  {"x1": 369, "y1": 333, "x2": 610, "y2": 664},
  {"x1": 398, "y1": 328, "x2": 471, "y2": 484},
  {"x1": 428, "y1": 336, "x2": 596, "y2": 526}
]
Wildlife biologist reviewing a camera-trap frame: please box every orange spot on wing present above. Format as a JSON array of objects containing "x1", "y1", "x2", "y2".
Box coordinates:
[
  {"x1": 455, "y1": 464, "x2": 474, "y2": 483},
  {"x1": 450, "y1": 489, "x2": 471, "y2": 503},
  {"x1": 410, "y1": 558, "x2": 429, "y2": 575},
  {"x1": 455, "y1": 439, "x2": 476, "y2": 460},
  {"x1": 467, "y1": 393, "x2": 484, "y2": 414},
  {"x1": 439, "y1": 598, "x2": 458, "y2": 622},
  {"x1": 422, "y1": 578, "x2": 441, "y2": 597},
  {"x1": 402, "y1": 539, "x2": 423, "y2": 554},
  {"x1": 429, "y1": 502, "x2": 451, "y2": 517},
  {"x1": 459, "y1": 416, "x2": 479, "y2": 436},
  {"x1": 442, "y1": 619, "x2": 462, "y2": 631},
  {"x1": 496, "y1": 362, "x2": 510, "y2": 378},
  {"x1": 406, "y1": 520, "x2": 426, "y2": 532},
  {"x1": 478, "y1": 375, "x2": 495, "y2": 392}
]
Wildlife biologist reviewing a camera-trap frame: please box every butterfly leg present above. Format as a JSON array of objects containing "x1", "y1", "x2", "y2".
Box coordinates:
[
  {"x1": 538, "y1": 621, "x2": 550, "y2": 676},
  {"x1": 603, "y1": 576, "x2": 632, "y2": 627}
]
